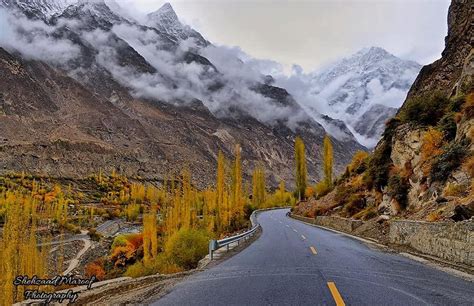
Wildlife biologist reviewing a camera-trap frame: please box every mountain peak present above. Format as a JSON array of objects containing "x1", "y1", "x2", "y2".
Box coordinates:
[
  {"x1": 145, "y1": 1, "x2": 209, "y2": 46},
  {"x1": 149, "y1": 2, "x2": 178, "y2": 22},
  {"x1": 1, "y1": 0, "x2": 79, "y2": 18}
]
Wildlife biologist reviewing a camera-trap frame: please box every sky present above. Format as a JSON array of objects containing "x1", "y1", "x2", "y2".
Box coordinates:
[{"x1": 117, "y1": 0, "x2": 451, "y2": 73}]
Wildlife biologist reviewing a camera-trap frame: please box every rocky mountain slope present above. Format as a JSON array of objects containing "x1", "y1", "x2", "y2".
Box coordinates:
[
  {"x1": 294, "y1": 0, "x2": 473, "y2": 223},
  {"x1": 0, "y1": 0, "x2": 364, "y2": 186},
  {"x1": 278, "y1": 47, "x2": 421, "y2": 148}
]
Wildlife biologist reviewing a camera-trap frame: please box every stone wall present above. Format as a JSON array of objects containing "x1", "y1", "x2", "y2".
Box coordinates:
[
  {"x1": 290, "y1": 214, "x2": 363, "y2": 233},
  {"x1": 389, "y1": 220, "x2": 473, "y2": 266}
]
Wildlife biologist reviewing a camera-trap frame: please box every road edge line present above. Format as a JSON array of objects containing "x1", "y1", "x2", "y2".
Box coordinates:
[{"x1": 288, "y1": 213, "x2": 474, "y2": 282}]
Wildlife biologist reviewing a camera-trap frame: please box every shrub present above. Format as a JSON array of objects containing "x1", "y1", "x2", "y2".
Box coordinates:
[
  {"x1": 447, "y1": 95, "x2": 466, "y2": 113},
  {"x1": 342, "y1": 194, "x2": 366, "y2": 217},
  {"x1": 110, "y1": 233, "x2": 144, "y2": 267},
  {"x1": 88, "y1": 228, "x2": 102, "y2": 242},
  {"x1": 367, "y1": 142, "x2": 392, "y2": 190},
  {"x1": 399, "y1": 93, "x2": 449, "y2": 125},
  {"x1": 348, "y1": 151, "x2": 370, "y2": 175},
  {"x1": 462, "y1": 155, "x2": 474, "y2": 177},
  {"x1": 164, "y1": 228, "x2": 210, "y2": 270},
  {"x1": 420, "y1": 128, "x2": 445, "y2": 175},
  {"x1": 430, "y1": 141, "x2": 468, "y2": 182},
  {"x1": 426, "y1": 211, "x2": 442, "y2": 222},
  {"x1": 125, "y1": 254, "x2": 182, "y2": 278},
  {"x1": 443, "y1": 183, "x2": 467, "y2": 197},
  {"x1": 437, "y1": 112, "x2": 457, "y2": 141},
  {"x1": 85, "y1": 259, "x2": 106, "y2": 280},
  {"x1": 305, "y1": 186, "x2": 315, "y2": 198},
  {"x1": 462, "y1": 93, "x2": 474, "y2": 119},
  {"x1": 353, "y1": 206, "x2": 377, "y2": 220},
  {"x1": 314, "y1": 181, "x2": 332, "y2": 198},
  {"x1": 387, "y1": 174, "x2": 409, "y2": 209}
]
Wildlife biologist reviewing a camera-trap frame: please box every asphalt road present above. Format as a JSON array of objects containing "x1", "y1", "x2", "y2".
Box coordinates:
[{"x1": 153, "y1": 209, "x2": 474, "y2": 305}]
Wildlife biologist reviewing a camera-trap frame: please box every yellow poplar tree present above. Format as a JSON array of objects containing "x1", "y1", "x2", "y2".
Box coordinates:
[
  {"x1": 322, "y1": 135, "x2": 334, "y2": 187},
  {"x1": 294, "y1": 136, "x2": 307, "y2": 200},
  {"x1": 216, "y1": 151, "x2": 226, "y2": 231},
  {"x1": 232, "y1": 144, "x2": 244, "y2": 221},
  {"x1": 252, "y1": 165, "x2": 266, "y2": 207},
  {"x1": 143, "y1": 210, "x2": 158, "y2": 267}
]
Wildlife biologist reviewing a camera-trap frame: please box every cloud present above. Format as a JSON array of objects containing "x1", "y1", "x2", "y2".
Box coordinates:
[
  {"x1": 0, "y1": 8, "x2": 80, "y2": 64},
  {"x1": 80, "y1": 23, "x2": 297, "y2": 125}
]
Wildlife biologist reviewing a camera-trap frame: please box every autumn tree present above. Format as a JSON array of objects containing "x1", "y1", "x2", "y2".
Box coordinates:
[
  {"x1": 231, "y1": 144, "x2": 244, "y2": 221},
  {"x1": 252, "y1": 165, "x2": 266, "y2": 207},
  {"x1": 294, "y1": 136, "x2": 307, "y2": 200},
  {"x1": 322, "y1": 135, "x2": 334, "y2": 187},
  {"x1": 143, "y1": 210, "x2": 158, "y2": 267}
]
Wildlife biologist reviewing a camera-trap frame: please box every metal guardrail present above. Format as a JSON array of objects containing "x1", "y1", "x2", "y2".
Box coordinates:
[{"x1": 208, "y1": 210, "x2": 260, "y2": 260}]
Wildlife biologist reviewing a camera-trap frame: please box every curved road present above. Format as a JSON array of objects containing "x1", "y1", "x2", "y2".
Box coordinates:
[{"x1": 154, "y1": 209, "x2": 473, "y2": 305}]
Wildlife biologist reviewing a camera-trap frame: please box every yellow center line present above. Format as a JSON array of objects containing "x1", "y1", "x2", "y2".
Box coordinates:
[
  {"x1": 327, "y1": 282, "x2": 345, "y2": 306},
  {"x1": 309, "y1": 246, "x2": 317, "y2": 255},
  {"x1": 301, "y1": 235, "x2": 306, "y2": 240}
]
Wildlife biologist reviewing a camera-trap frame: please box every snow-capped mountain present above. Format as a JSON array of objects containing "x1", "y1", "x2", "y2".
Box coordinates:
[
  {"x1": 278, "y1": 47, "x2": 421, "y2": 148},
  {"x1": 0, "y1": 0, "x2": 365, "y2": 185},
  {"x1": 146, "y1": 2, "x2": 208, "y2": 47},
  {"x1": 0, "y1": 0, "x2": 77, "y2": 19}
]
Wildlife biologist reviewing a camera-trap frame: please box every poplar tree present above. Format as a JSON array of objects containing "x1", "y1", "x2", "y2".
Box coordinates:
[
  {"x1": 232, "y1": 144, "x2": 243, "y2": 220},
  {"x1": 294, "y1": 136, "x2": 307, "y2": 200},
  {"x1": 322, "y1": 135, "x2": 334, "y2": 187},
  {"x1": 252, "y1": 165, "x2": 266, "y2": 207}
]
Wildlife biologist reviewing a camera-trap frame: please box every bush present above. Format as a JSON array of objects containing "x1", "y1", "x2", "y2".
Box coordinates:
[
  {"x1": 164, "y1": 228, "x2": 210, "y2": 270},
  {"x1": 447, "y1": 95, "x2": 466, "y2": 113},
  {"x1": 347, "y1": 151, "x2": 369, "y2": 175},
  {"x1": 314, "y1": 181, "x2": 332, "y2": 198},
  {"x1": 430, "y1": 141, "x2": 468, "y2": 182},
  {"x1": 387, "y1": 174, "x2": 409, "y2": 209},
  {"x1": 462, "y1": 155, "x2": 474, "y2": 177},
  {"x1": 420, "y1": 128, "x2": 445, "y2": 175},
  {"x1": 437, "y1": 112, "x2": 457, "y2": 141},
  {"x1": 367, "y1": 141, "x2": 392, "y2": 190},
  {"x1": 399, "y1": 93, "x2": 448, "y2": 125},
  {"x1": 463, "y1": 93, "x2": 474, "y2": 119},
  {"x1": 443, "y1": 183, "x2": 467, "y2": 197},
  {"x1": 88, "y1": 228, "x2": 102, "y2": 242},
  {"x1": 85, "y1": 259, "x2": 106, "y2": 280},
  {"x1": 342, "y1": 194, "x2": 366, "y2": 217},
  {"x1": 124, "y1": 254, "x2": 182, "y2": 278}
]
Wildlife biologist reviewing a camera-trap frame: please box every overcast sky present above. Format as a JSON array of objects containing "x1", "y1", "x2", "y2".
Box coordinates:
[{"x1": 118, "y1": 0, "x2": 450, "y2": 73}]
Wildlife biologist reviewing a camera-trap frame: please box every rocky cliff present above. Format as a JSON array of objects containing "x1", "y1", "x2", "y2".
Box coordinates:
[{"x1": 294, "y1": 0, "x2": 473, "y2": 223}]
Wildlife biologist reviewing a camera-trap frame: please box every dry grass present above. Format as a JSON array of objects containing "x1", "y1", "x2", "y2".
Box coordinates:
[
  {"x1": 443, "y1": 182, "x2": 468, "y2": 197},
  {"x1": 426, "y1": 211, "x2": 442, "y2": 222}
]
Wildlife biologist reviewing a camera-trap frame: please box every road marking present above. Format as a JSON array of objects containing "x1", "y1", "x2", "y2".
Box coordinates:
[
  {"x1": 293, "y1": 229, "x2": 298, "y2": 233},
  {"x1": 327, "y1": 282, "x2": 345, "y2": 306},
  {"x1": 279, "y1": 221, "x2": 282, "y2": 224},
  {"x1": 301, "y1": 235, "x2": 306, "y2": 240},
  {"x1": 309, "y1": 246, "x2": 317, "y2": 255},
  {"x1": 286, "y1": 224, "x2": 290, "y2": 228}
]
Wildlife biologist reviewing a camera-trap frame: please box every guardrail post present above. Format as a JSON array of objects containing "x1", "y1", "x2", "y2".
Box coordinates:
[{"x1": 209, "y1": 240, "x2": 216, "y2": 260}]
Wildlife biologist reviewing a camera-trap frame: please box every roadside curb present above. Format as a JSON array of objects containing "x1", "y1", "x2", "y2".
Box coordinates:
[{"x1": 288, "y1": 212, "x2": 474, "y2": 282}]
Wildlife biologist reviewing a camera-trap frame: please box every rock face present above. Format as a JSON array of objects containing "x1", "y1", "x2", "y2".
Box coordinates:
[
  {"x1": 0, "y1": 1, "x2": 365, "y2": 186},
  {"x1": 377, "y1": 0, "x2": 473, "y2": 214},
  {"x1": 406, "y1": 0, "x2": 473, "y2": 98}
]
